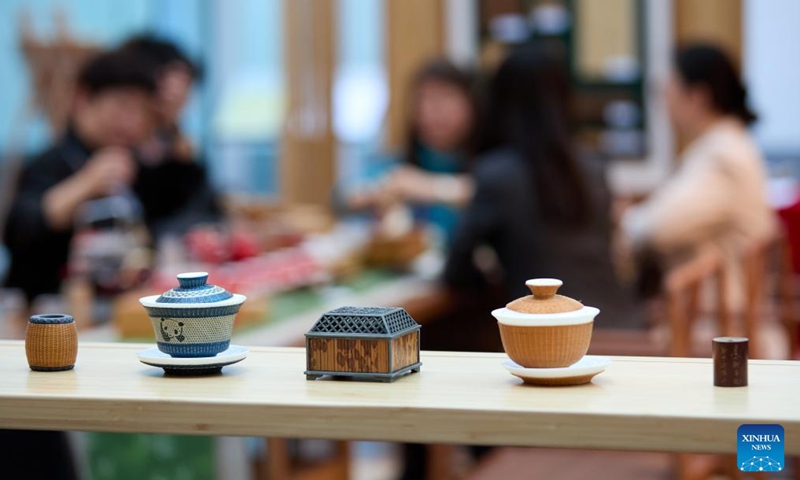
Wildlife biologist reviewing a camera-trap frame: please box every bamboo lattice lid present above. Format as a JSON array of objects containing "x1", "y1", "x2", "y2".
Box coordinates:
[{"x1": 506, "y1": 279, "x2": 583, "y2": 314}]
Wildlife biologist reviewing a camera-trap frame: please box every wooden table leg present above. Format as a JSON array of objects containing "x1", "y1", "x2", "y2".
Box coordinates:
[
  {"x1": 265, "y1": 438, "x2": 290, "y2": 480},
  {"x1": 426, "y1": 444, "x2": 455, "y2": 480},
  {"x1": 262, "y1": 439, "x2": 350, "y2": 480}
]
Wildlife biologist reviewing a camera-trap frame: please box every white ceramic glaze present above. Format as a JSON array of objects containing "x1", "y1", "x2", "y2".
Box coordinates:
[
  {"x1": 491, "y1": 306, "x2": 599, "y2": 327},
  {"x1": 501, "y1": 355, "x2": 610, "y2": 379},
  {"x1": 139, "y1": 293, "x2": 247, "y2": 309},
  {"x1": 137, "y1": 345, "x2": 249, "y2": 366},
  {"x1": 525, "y1": 278, "x2": 563, "y2": 289}
]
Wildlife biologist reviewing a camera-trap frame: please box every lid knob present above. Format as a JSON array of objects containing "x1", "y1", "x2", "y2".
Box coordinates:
[
  {"x1": 526, "y1": 278, "x2": 563, "y2": 299},
  {"x1": 177, "y1": 272, "x2": 209, "y2": 289}
]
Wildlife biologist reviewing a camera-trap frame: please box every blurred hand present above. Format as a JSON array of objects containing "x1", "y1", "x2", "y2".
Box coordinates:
[
  {"x1": 42, "y1": 148, "x2": 137, "y2": 231},
  {"x1": 612, "y1": 197, "x2": 636, "y2": 227},
  {"x1": 382, "y1": 166, "x2": 436, "y2": 203},
  {"x1": 78, "y1": 147, "x2": 137, "y2": 197}
]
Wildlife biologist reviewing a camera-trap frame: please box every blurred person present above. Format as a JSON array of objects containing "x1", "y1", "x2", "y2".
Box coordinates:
[
  {"x1": 343, "y1": 59, "x2": 478, "y2": 243},
  {"x1": 3, "y1": 49, "x2": 155, "y2": 303},
  {"x1": 0, "y1": 430, "x2": 79, "y2": 480},
  {"x1": 442, "y1": 45, "x2": 642, "y2": 325},
  {"x1": 0, "y1": 49, "x2": 153, "y2": 480},
  {"x1": 620, "y1": 44, "x2": 776, "y2": 308},
  {"x1": 120, "y1": 35, "x2": 222, "y2": 238},
  {"x1": 400, "y1": 46, "x2": 642, "y2": 480}
]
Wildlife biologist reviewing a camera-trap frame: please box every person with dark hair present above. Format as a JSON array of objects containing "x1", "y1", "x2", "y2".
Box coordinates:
[
  {"x1": 343, "y1": 59, "x2": 477, "y2": 243},
  {"x1": 0, "y1": 48, "x2": 158, "y2": 480},
  {"x1": 3, "y1": 49, "x2": 157, "y2": 302},
  {"x1": 120, "y1": 35, "x2": 221, "y2": 238},
  {"x1": 396, "y1": 45, "x2": 642, "y2": 480},
  {"x1": 120, "y1": 34, "x2": 200, "y2": 156},
  {"x1": 441, "y1": 45, "x2": 640, "y2": 323},
  {"x1": 621, "y1": 43, "x2": 776, "y2": 309}
]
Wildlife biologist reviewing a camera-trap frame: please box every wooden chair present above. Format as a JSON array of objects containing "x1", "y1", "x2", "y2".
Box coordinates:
[
  {"x1": 259, "y1": 440, "x2": 349, "y2": 480},
  {"x1": 742, "y1": 237, "x2": 774, "y2": 359},
  {"x1": 664, "y1": 247, "x2": 730, "y2": 358},
  {"x1": 741, "y1": 230, "x2": 796, "y2": 360}
]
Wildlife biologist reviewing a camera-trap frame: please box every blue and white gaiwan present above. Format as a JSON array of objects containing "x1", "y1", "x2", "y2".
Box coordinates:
[{"x1": 139, "y1": 272, "x2": 246, "y2": 357}]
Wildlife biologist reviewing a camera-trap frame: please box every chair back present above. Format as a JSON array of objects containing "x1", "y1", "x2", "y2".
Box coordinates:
[
  {"x1": 664, "y1": 247, "x2": 728, "y2": 357},
  {"x1": 743, "y1": 229, "x2": 796, "y2": 359}
]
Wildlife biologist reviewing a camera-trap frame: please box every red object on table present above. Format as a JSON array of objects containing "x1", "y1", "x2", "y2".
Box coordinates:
[
  {"x1": 150, "y1": 246, "x2": 323, "y2": 297},
  {"x1": 776, "y1": 200, "x2": 800, "y2": 358},
  {"x1": 777, "y1": 199, "x2": 800, "y2": 273}
]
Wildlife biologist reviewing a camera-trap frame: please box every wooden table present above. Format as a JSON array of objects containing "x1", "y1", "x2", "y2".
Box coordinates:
[{"x1": 1, "y1": 342, "x2": 798, "y2": 455}]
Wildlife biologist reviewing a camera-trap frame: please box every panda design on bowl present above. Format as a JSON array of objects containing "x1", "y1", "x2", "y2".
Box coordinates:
[
  {"x1": 139, "y1": 272, "x2": 246, "y2": 358},
  {"x1": 160, "y1": 319, "x2": 186, "y2": 343}
]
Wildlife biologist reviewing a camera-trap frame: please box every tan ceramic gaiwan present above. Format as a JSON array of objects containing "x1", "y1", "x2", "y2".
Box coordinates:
[{"x1": 492, "y1": 279, "x2": 598, "y2": 368}]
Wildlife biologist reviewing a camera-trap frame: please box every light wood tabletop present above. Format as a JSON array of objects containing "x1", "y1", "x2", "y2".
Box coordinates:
[{"x1": 0, "y1": 341, "x2": 798, "y2": 454}]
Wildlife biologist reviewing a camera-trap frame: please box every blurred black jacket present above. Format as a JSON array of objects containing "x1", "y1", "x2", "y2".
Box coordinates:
[
  {"x1": 443, "y1": 147, "x2": 644, "y2": 329},
  {"x1": 3, "y1": 127, "x2": 220, "y2": 302}
]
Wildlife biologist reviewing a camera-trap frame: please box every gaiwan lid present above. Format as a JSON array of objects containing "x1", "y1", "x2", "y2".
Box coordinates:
[
  {"x1": 155, "y1": 272, "x2": 233, "y2": 303},
  {"x1": 506, "y1": 279, "x2": 583, "y2": 314},
  {"x1": 139, "y1": 272, "x2": 246, "y2": 309}
]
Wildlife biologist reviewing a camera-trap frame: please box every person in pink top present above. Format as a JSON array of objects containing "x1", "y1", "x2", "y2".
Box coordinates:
[{"x1": 621, "y1": 44, "x2": 776, "y2": 310}]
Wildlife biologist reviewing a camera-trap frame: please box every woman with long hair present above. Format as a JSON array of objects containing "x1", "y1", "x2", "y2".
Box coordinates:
[{"x1": 443, "y1": 45, "x2": 639, "y2": 326}]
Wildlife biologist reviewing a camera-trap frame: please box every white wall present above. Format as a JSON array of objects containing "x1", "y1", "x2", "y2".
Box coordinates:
[
  {"x1": 744, "y1": 0, "x2": 800, "y2": 156},
  {"x1": 445, "y1": 0, "x2": 478, "y2": 67}
]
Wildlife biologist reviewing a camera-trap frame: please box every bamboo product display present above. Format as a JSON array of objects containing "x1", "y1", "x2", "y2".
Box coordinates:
[
  {"x1": 305, "y1": 306, "x2": 421, "y2": 382},
  {"x1": 25, "y1": 314, "x2": 78, "y2": 371},
  {"x1": 713, "y1": 337, "x2": 748, "y2": 387}
]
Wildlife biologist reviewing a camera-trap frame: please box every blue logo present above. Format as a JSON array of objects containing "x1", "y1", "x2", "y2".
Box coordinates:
[{"x1": 738, "y1": 424, "x2": 784, "y2": 472}]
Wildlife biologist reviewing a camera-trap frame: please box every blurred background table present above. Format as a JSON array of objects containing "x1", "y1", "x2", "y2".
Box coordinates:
[{"x1": 79, "y1": 269, "x2": 454, "y2": 347}]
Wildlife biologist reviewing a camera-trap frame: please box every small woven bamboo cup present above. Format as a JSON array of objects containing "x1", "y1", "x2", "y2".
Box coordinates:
[
  {"x1": 493, "y1": 279, "x2": 597, "y2": 368},
  {"x1": 25, "y1": 314, "x2": 78, "y2": 371}
]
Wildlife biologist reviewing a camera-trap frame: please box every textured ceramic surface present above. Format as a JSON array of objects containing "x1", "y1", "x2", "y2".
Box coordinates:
[
  {"x1": 502, "y1": 356, "x2": 610, "y2": 386},
  {"x1": 155, "y1": 272, "x2": 233, "y2": 304},
  {"x1": 139, "y1": 272, "x2": 246, "y2": 358}
]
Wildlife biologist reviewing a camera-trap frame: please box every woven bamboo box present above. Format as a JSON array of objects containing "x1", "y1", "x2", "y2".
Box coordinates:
[{"x1": 305, "y1": 306, "x2": 421, "y2": 382}]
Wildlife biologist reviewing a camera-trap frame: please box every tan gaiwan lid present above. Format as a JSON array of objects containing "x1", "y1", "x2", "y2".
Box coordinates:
[{"x1": 506, "y1": 279, "x2": 583, "y2": 314}]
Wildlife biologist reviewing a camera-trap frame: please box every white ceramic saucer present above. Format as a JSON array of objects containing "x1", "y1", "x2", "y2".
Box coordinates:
[
  {"x1": 137, "y1": 345, "x2": 249, "y2": 376},
  {"x1": 502, "y1": 355, "x2": 610, "y2": 386}
]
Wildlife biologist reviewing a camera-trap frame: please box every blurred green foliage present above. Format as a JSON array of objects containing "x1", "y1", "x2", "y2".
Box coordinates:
[{"x1": 87, "y1": 433, "x2": 213, "y2": 480}]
